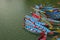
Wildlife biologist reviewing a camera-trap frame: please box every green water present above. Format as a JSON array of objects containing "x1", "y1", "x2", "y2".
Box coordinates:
[{"x1": 0, "y1": 0, "x2": 60, "y2": 40}]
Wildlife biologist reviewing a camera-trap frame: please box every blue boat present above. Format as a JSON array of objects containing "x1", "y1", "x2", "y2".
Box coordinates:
[
  {"x1": 35, "y1": 4, "x2": 60, "y2": 20},
  {"x1": 45, "y1": 8, "x2": 60, "y2": 19},
  {"x1": 24, "y1": 15, "x2": 51, "y2": 34}
]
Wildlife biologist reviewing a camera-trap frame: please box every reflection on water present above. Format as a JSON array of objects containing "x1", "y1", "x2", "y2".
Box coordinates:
[{"x1": 0, "y1": 0, "x2": 27, "y2": 40}]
